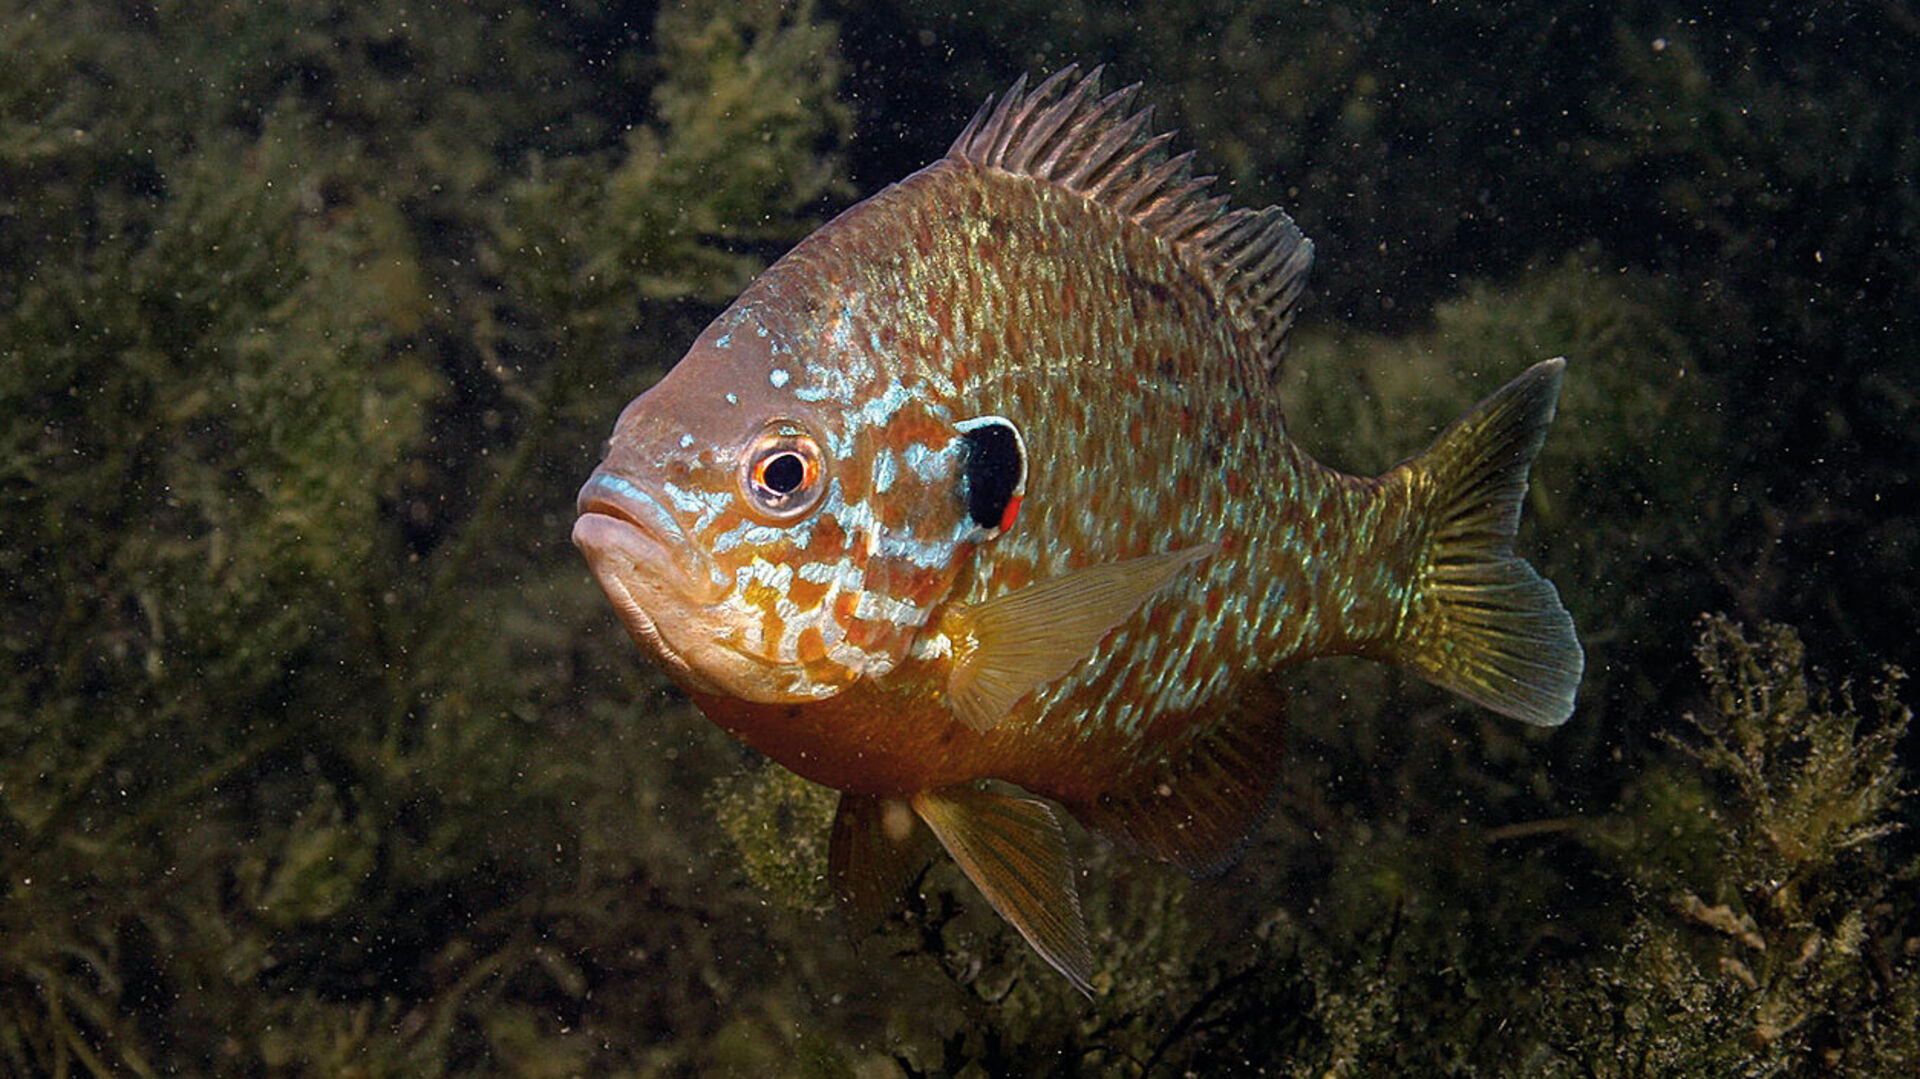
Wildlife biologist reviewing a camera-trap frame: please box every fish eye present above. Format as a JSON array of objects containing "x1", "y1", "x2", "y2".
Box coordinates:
[
  {"x1": 738, "y1": 421, "x2": 827, "y2": 523},
  {"x1": 761, "y1": 452, "x2": 806, "y2": 493}
]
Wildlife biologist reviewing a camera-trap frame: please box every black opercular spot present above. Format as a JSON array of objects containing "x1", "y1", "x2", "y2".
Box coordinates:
[
  {"x1": 762, "y1": 452, "x2": 805, "y2": 493},
  {"x1": 962, "y1": 421, "x2": 1023, "y2": 531}
]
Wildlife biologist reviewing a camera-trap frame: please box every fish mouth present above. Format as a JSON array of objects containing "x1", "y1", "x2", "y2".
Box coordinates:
[
  {"x1": 574, "y1": 471, "x2": 685, "y2": 543},
  {"x1": 572, "y1": 471, "x2": 725, "y2": 689},
  {"x1": 572, "y1": 469, "x2": 850, "y2": 705}
]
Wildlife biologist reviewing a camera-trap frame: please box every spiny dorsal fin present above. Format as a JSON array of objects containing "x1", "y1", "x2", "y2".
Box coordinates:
[{"x1": 949, "y1": 66, "x2": 1315, "y2": 372}]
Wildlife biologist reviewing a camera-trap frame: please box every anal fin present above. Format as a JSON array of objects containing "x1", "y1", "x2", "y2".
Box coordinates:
[
  {"x1": 911, "y1": 785, "x2": 1095, "y2": 996},
  {"x1": 1070, "y1": 677, "x2": 1289, "y2": 876}
]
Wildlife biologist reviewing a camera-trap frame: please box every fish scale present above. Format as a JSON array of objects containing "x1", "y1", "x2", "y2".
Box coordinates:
[{"x1": 574, "y1": 67, "x2": 1583, "y2": 994}]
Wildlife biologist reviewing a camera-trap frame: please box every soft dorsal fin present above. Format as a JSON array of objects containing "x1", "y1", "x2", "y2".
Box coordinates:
[{"x1": 949, "y1": 66, "x2": 1315, "y2": 372}]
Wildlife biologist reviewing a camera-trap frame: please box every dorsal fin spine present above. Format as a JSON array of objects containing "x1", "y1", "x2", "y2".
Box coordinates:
[
  {"x1": 1084, "y1": 127, "x2": 1171, "y2": 201},
  {"x1": 984, "y1": 81, "x2": 1031, "y2": 163},
  {"x1": 1007, "y1": 75, "x2": 1088, "y2": 173},
  {"x1": 978, "y1": 73, "x2": 1030, "y2": 163},
  {"x1": 954, "y1": 92, "x2": 997, "y2": 152},
  {"x1": 948, "y1": 66, "x2": 1315, "y2": 371},
  {"x1": 1114, "y1": 152, "x2": 1197, "y2": 217},
  {"x1": 1112, "y1": 152, "x2": 1181, "y2": 214},
  {"x1": 1157, "y1": 193, "x2": 1230, "y2": 245},
  {"x1": 1134, "y1": 174, "x2": 1211, "y2": 229},
  {"x1": 1056, "y1": 91, "x2": 1146, "y2": 186},
  {"x1": 1073, "y1": 113, "x2": 1158, "y2": 194}
]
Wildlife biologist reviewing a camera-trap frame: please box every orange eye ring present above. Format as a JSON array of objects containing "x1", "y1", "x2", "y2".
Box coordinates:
[{"x1": 738, "y1": 421, "x2": 827, "y2": 523}]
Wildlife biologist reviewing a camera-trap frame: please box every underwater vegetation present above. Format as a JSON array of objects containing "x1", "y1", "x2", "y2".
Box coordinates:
[
  {"x1": 1, "y1": 0, "x2": 1914, "y2": 1075},
  {"x1": 1543, "y1": 616, "x2": 1915, "y2": 1076}
]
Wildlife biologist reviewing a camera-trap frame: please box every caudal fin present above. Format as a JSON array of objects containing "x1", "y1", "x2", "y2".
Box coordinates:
[{"x1": 1393, "y1": 359, "x2": 1583, "y2": 726}]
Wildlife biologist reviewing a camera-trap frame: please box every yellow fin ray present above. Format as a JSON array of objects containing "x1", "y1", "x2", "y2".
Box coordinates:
[
  {"x1": 946, "y1": 545, "x2": 1215, "y2": 732},
  {"x1": 911, "y1": 786, "x2": 1095, "y2": 996},
  {"x1": 1397, "y1": 359, "x2": 1583, "y2": 725}
]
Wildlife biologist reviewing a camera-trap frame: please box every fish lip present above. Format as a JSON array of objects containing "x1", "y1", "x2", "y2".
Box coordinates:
[
  {"x1": 572, "y1": 470, "x2": 729, "y2": 689},
  {"x1": 572, "y1": 470, "x2": 719, "y2": 597},
  {"x1": 571, "y1": 470, "x2": 841, "y2": 704},
  {"x1": 574, "y1": 470, "x2": 686, "y2": 545}
]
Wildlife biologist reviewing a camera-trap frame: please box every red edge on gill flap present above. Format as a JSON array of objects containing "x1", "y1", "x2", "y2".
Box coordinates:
[{"x1": 998, "y1": 495, "x2": 1023, "y2": 534}]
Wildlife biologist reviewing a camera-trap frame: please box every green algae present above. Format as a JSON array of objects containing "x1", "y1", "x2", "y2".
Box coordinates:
[{"x1": 707, "y1": 765, "x2": 839, "y2": 914}]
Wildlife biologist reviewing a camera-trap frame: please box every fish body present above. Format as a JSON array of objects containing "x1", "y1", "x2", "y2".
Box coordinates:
[{"x1": 574, "y1": 69, "x2": 1582, "y2": 992}]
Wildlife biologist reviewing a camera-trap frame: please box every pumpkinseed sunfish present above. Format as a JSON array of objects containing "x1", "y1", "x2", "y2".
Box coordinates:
[{"x1": 573, "y1": 68, "x2": 1583, "y2": 994}]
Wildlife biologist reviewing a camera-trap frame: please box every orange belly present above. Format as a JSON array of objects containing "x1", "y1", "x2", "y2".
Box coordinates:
[
  {"x1": 687, "y1": 654, "x2": 1198, "y2": 807},
  {"x1": 690, "y1": 675, "x2": 996, "y2": 796}
]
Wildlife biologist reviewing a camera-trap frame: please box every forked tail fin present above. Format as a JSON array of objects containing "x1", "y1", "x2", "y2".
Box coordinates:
[{"x1": 1392, "y1": 359, "x2": 1583, "y2": 726}]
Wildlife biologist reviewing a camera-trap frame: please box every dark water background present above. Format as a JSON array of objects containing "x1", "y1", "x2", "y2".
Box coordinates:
[{"x1": 3, "y1": 1, "x2": 1915, "y2": 1074}]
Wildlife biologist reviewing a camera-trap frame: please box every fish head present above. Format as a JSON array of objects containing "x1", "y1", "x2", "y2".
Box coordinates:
[{"x1": 575, "y1": 298, "x2": 1016, "y2": 704}]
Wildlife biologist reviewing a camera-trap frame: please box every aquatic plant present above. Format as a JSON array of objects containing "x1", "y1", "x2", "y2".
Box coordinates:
[
  {"x1": 497, "y1": 0, "x2": 852, "y2": 328},
  {"x1": 1, "y1": 80, "x2": 442, "y2": 1073},
  {"x1": 817, "y1": 615, "x2": 1910, "y2": 1076},
  {"x1": 1546, "y1": 616, "x2": 1916, "y2": 1075},
  {"x1": 2, "y1": 0, "x2": 856, "y2": 1073}
]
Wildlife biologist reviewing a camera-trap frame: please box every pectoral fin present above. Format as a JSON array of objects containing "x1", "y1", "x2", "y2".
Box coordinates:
[
  {"x1": 946, "y1": 545, "x2": 1216, "y2": 732},
  {"x1": 911, "y1": 785, "x2": 1095, "y2": 997},
  {"x1": 827, "y1": 793, "x2": 933, "y2": 920}
]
